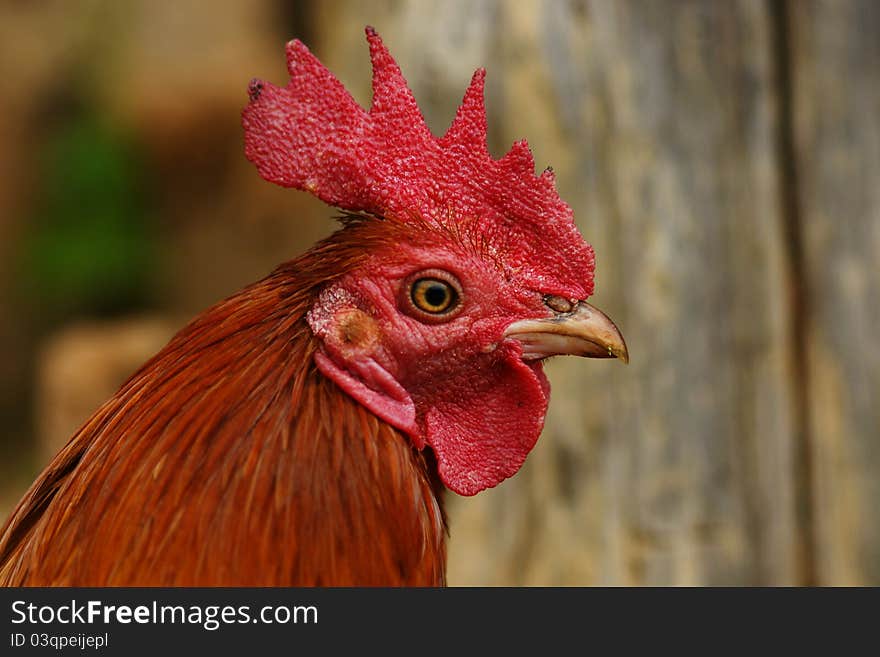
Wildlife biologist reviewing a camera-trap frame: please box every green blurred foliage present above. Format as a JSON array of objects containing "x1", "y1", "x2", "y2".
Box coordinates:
[{"x1": 20, "y1": 113, "x2": 155, "y2": 319}]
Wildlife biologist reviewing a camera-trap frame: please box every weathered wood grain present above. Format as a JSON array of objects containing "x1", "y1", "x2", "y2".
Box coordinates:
[
  {"x1": 313, "y1": 0, "x2": 804, "y2": 584},
  {"x1": 790, "y1": 0, "x2": 880, "y2": 585}
]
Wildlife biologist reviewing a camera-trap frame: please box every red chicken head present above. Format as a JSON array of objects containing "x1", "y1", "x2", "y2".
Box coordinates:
[{"x1": 242, "y1": 27, "x2": 627, "y2": 496}]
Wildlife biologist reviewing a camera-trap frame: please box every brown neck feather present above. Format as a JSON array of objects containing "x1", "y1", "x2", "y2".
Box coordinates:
[{"x1": 0, "y1": 224, "x2": 447, "y2": 585}]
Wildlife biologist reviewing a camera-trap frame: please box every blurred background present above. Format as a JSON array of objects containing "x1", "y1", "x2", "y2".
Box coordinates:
[{"x1": 0, "y1": 0, "x2": 877, "y2": 585}]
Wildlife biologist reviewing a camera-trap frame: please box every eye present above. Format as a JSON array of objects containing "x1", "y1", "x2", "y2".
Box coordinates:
[
  {"x1": 402, "y1": 270, "x2": 462, "y2": 321},
  {"x1": 412, "y1": 278, "x2": 457, "y2": 313}
]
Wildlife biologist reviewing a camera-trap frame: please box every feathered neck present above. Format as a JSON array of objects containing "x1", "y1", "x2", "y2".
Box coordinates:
[{"x1": 0, "y1": 225, "x2": 447, "y2": 585}]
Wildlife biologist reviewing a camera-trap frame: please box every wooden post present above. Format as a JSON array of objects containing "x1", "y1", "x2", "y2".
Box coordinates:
[
  {"x1": 791, "y1": 0, "x2": 880, "y2": 585},
  {"x1": 313, "y1": 0, "x2": 806, "y2": 585}
]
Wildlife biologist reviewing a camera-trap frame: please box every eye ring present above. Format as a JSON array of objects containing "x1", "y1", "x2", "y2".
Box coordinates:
[{"x1": 401, "y1": 269, "x2": 463, "y2": 322}]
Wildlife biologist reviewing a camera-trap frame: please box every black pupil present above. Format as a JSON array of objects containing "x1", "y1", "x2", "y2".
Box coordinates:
[{"x1": 423, "y1": 282, "x2": 449, "y2": 309}]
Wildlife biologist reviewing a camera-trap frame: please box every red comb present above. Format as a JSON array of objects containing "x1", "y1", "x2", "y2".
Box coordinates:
[{"x1": 242, "y1": 27, "x2": 595, "y2": 298}]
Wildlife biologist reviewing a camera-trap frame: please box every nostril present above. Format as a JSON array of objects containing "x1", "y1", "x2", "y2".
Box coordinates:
[{"x1": 544, "y1": 295, "x2": 575, "y2": 314}]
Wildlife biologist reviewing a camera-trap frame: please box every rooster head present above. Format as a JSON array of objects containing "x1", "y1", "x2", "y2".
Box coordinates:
[{"x1": 242, "y1": 27, "x2": 627, "y2": 496}]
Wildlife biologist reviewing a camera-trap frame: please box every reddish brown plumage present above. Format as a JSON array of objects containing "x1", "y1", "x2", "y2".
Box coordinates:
[{"x1": 0, "y1": 221, "x2": 446, "y2": 585}]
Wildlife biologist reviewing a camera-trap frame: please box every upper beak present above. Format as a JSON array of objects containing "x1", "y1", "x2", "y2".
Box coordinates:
[{"x1": 503, "y1": 301, "x2": 629, "y2": 364}]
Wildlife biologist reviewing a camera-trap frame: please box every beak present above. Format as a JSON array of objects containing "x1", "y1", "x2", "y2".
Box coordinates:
[{"x1": 503, "y1": 301, "x2": 629, "y2": 364}]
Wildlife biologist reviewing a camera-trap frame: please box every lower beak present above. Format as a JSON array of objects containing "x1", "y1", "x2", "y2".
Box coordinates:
[{"x1": 504, "y1": 301, "x2": 629, "y2": 364}]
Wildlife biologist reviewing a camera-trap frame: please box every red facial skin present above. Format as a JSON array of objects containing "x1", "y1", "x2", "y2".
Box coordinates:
[{"x1": 307, "y1": 227, "x2": 581, "y2": 496}]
